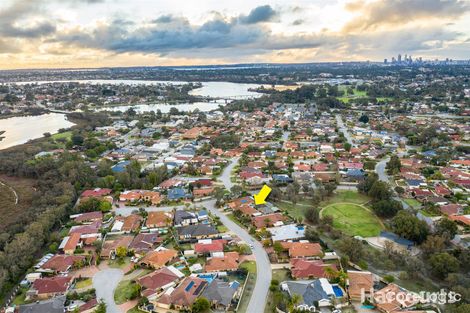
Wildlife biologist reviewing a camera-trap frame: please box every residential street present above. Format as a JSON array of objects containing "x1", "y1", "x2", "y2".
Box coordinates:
[
  {"x1": 92, "y1": 268, "x2": 124, "y2": 313},
  {"x1": 336, "y1": 114, "x2": 355, "y2": 146},
  {"x1": 203, "y1": 157, "x2": 271, "y2": 313}
]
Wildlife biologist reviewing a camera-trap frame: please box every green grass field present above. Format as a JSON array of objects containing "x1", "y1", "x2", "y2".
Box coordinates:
[
  {"x1": 322, "y1": 203, "x2": 383, "y2": 237},
  {"x1": 274, "y1": 200, "x2": 308, "y2": 221},
  {"x1": 404, "y1": 198, "x2": 421, "y2": 209},
  {"x1": 51, "y1": 131, "x2": 72, "y2": 140},
  {"x1": 321, "y1": 190, "x2": 370, "y2": 206}
]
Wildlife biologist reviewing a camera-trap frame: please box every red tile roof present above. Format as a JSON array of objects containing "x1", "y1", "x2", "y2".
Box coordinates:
[
  {"x1": 290, "y1": 259, "x2": 337, "y2": 279},
  {"x1": 33, "y1": 276, "x2": 72, "y2": 294}
]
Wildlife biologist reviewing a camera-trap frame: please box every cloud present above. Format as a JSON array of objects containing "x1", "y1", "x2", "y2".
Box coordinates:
[
  {"x1": 344, "y1": 0, "x2": 470, "y2": 32},
  {"x1": 292, "y1": 19, "x2": 304, "y2": 26},
  {"x1": 238, "y1": 5, "x2": 277, "y2": 24},
  {"x1": 0, "y1": 0, "x2": 57, "y2": 38}
]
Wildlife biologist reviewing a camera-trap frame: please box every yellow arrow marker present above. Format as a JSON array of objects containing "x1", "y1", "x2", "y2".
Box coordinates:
[{"x1": 254, "y1": 185, "x2": 272, "y2": 205}]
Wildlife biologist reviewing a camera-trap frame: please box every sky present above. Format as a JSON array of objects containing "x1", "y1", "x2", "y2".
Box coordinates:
[{"x1": 0, "y1": 0, "x2": 470, "y2": 69}]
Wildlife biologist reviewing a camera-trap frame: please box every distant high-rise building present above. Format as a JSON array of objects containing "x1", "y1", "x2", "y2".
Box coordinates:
[
  {"x1": 392, "y1": 57, "x2": 396, "y2": 63},
  {"x1": 384, "y1": 58, "x2": 388, "y2": 64},
  {"x1": 398, "y1": 54, "x2": 402, "y2": 63}
]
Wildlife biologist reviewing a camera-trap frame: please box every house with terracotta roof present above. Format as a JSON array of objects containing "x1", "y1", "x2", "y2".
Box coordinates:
[
  {"x1": 129, "y1": 233, "x2": 161, "y2": 257},
  {"x1": 29, "y1": 276, "x2": 73, "y2": 300},
  {"x1": 156, "y1": 276, "x2": 208, "y2": 310},
  {"x1": 252, "y1": 213, "x2": 287, "y2": 229},
  {"x1": 145, "y1": 211, "x2": 173, "y2": 232},
  {"x1": 347, "y1": 270, "x2": 374, "y2": 301},
  {"x1": 119, "y1": 190, "x2": 142, "y2": 202},
  {"x1": 281, "y1": 242, "x2": 323, "y2": 259},
  {"x1": 40, "y1": 255, "x2": 86, "y2": 274},
  {"x1": 60, "y1": 233, "x2": 82, "y2": 255},
  {"x1": 81, "y1": 188, "x2": 112, "y2": 199},
  {"x1": 142, "y1": 191, "x2": 163, "y2": 205},
  {"x1": 290, "y1": 259, "x2": 337, "y2": 279},
  {"x1": 205, "y1": 252, "x2": 240, "y2": 273},
  {"x1": 100, "y1": 235, "x2": 134, "y2": 259},
  {"x1": 137, "y1": 266, "x2": 184, "y2": 298},
  {"x1": 373, "y1": 283, "x2": 418, "y2": 313},
  {"x1": 139, "y1": 248, "x2": 178, "y2": 269},
  {"x1": 439, "y1": 204, "x2": 464, "y2": 216},
  {"x1": 193, "y1": 186, "x2": 215, "y2": 199},
  {"x1": 228, "y1": 196, "x2": 254, "y2": 210},
  {"x1": 72, "y1": 211, "x2": 103, "y2": 224},
  {"x1": 194, "y1": 239, "x2": 225, "y2": 256},
  {"x1": 121, "y1": 214, "x2": 143, "y2": 233}
]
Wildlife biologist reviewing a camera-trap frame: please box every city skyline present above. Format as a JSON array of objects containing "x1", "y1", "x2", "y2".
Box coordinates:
[{"x1": 1, "y1": 0, "x2": 470, "y2": 69}]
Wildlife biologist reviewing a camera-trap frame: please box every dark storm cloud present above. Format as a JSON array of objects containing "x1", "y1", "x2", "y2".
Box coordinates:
[
  {"x1": 238, "y1": 5, "x2": 277, "y2": 24},
  {"x1": 344, "y1": 0, "x2": 470, "y2": 31}
]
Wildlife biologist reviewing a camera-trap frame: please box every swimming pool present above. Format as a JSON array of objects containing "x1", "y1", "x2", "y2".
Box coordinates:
[
  {"x1": 198, "y1": 274, "x2": 215, "y2": 283},
  {"x1": 332, "y1": 285, "x2": 343, "y2": 297}
]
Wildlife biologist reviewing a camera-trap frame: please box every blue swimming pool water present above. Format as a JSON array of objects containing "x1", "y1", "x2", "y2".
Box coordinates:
[
  {"x1": 332, "y1": 285, "x2": 343, "y2": 297},
  {"x1": 198, "y1": 274, "x2": 215, "y2": 283}
]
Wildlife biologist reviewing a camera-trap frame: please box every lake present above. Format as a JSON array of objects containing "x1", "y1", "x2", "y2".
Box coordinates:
[
  {"x1": 97, "y1": 100, "x2": 226, "y2": 113},
  {"x1": 0, "y1": 113, "x2": 75, "y2": 150},
  {"x1": 11, "y1": 80, "x2": 266, "y2": 99}
]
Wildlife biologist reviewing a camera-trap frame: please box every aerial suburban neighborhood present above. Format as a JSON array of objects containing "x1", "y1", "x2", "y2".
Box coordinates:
[{"x1": 0, "y1": 1, "x2": 469, "y2": 313}]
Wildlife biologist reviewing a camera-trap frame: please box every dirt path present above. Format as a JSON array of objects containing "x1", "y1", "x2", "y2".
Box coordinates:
[{"x1": 0, "y1": 180, "x2": 18, "y2": 204}]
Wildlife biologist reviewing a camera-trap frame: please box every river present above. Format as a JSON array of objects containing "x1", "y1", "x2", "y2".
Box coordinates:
[
  {"x1": 9, "y1": 80, "x2": 266, "y2": 99},
  {"x1": 0, "y1": 80, "x2": 269, "y2": 149},
  {"x1": 0, "y1": 113, "x2": 75, "y2": 150}
]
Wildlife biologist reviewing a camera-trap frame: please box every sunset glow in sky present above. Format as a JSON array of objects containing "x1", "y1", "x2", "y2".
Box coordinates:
[{"x1": 1, "y1": 0, "x2": 470, "y2": 69}]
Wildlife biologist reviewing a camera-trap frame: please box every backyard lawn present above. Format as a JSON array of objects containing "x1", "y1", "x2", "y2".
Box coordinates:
[
  {"x1": 322, "y1": 203, "x2": 383, "y2": 237},
  {"x1": 114, "y1": 279, "x2": 140, "y2": 304}
]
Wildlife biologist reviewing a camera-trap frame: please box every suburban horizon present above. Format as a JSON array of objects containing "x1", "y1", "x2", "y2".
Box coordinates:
[{"x1": 1, "y1": 0, "x2": 470, "y2": 69}]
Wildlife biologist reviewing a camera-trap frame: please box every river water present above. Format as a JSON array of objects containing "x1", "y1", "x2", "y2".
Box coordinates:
[
  {"x1": 0, "y1": 80, "x2": 269, "y2": 150},
  {"x1": 0, "y1": 113, "x2": 75, "y2": 150}
]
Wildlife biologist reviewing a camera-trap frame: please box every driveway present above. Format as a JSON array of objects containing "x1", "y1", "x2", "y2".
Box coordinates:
[{"x1": 93, "y1": 268, "x2": 124, "y2": 313}]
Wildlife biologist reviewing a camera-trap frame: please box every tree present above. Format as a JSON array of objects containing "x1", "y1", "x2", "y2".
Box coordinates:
[
  {"x1": 359, "y1": 114, "x2": 369, "y2": 123},
  {"x1": 368, "y1": 181, "x2": 392, "y2": 201},
  {"x1": 192, "y1": 297, "x2": 210, "y2": 313},
  {"x1": 420, "y1": 235, "x2": 446, "y2": 257},
  {"x1": 116, "y1": 246, "x2": 127, "y2": 259},
  {"x1": 429, "y1": 252, "x2": 459, "y2": 279},
  {"x1": 371, "y1": 199, "x2": 403, "y2": 218},
  {"x1": 94, "y1": 301, "x2": 106, "y2": 313},
  {"x1": 435, "y1": 218, "x2": 458, "y2": 239},
  {"x1": 304, "y1": 226, "x2": 320, "y2": 242},
  {"x1": 386, "y1": 155, "x2": 401, "y2": 175},
  {"x1": 344, "y1": 142, "x2": 352, "y2": 152},
  {"x1": 304, "y1": 207, "x2": 320, "y2": 224},
  {"x1": 337, "y1": 237, "x2": 364, "y2": 262},
  {"x1": 391, "y1": 211, "x2": 429, "y2": 244},
  {"x1": 71, "y1": 134, "x2": 84, "y2": 146}
]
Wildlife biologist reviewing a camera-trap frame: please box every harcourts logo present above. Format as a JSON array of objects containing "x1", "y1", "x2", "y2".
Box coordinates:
[{"x1": 361, "y1": 288, "x2": 461, "y2": 306}]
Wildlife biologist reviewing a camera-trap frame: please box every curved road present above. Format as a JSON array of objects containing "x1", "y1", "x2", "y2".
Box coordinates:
[
  {"x1": 93, "y1": 268, "x2": 124, "y2": 313},
  {"x1": 203, "y1": 158, "x2": 271, "y2": 313}
]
